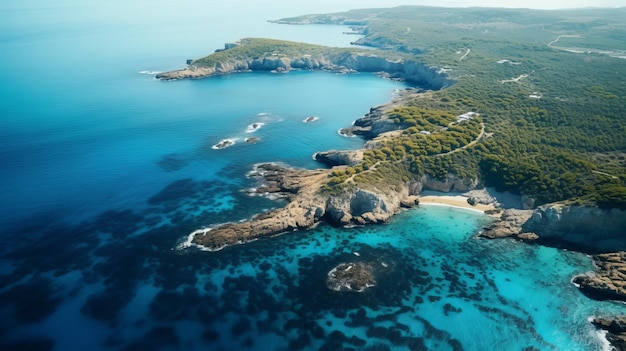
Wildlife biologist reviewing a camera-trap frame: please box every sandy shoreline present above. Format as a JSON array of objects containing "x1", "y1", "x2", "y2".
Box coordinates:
[{"x1": 418, "y1": 195, "x2": 496, "y2": 213}]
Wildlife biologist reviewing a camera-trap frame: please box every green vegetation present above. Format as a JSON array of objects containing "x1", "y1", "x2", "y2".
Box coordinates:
[
  {"x1": 191, "y1": 37, "x2": 405, "y2": 68},
  {"x1": 277, "y1": 6, "x2": 626, "y2": 208}
]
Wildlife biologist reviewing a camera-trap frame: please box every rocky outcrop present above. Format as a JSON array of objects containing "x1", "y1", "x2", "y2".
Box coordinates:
[
  {"x1": 327, "y1": 262, "x2": 376, "y2": 292},
  {"x1": 591, "y1": 316, "x2": 626, "y2": 351},
  {"x1": 523, "y1": 204, "x2": 626, "y2": 253},
  {"x1": 573, "y1": 252, "x2": 626, "y2": 302},
  {"x1": 190, "y1": 163, "x2": 420, "y2": 250},
  {"x1": 313, "y1": 150, "x2": 363, "y2": 167},
  {"x1": 341, "y1": 105, "x2": 406, "y2": 139},
  {"x1": 479, "y1": 209, "x2": 534, "y2": 240},
  {"x1": 325, "y1": 188, "x2": 399, "y2": 226}
]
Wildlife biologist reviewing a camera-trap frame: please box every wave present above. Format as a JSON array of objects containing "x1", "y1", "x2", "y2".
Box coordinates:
[
  {"x1": 138, "y1": 70, "x2": 162, "y2": 75},
  {"x1": 176, "y1": 228, "x2": 220, "y2": 252}
]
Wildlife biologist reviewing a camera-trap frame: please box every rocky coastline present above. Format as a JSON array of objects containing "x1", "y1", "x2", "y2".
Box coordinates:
[
  {"x1": 190, "y1": 162, "x2": 421, "y2": 251},
  {"x1": 161, "y1": 36, "x2": 626, "y2": 350}
]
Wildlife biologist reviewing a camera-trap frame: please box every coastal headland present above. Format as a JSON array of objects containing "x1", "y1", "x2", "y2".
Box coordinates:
[{"x1": 156, "y1": 38, "x2": 453, "y2": 89}]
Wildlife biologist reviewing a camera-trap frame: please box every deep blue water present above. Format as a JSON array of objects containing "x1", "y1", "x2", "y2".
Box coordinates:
[{"x1": 1, "y1": 1, "x2": 624, "y2": 350}]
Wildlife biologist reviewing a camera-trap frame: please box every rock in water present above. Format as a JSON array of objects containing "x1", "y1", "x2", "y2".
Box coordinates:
[
  {"x1": 327, "y1": 262, "x2": 375, "y2": 292},
  {"x1": 573, "y1": 252, "x2": 626, "y2": 302}
]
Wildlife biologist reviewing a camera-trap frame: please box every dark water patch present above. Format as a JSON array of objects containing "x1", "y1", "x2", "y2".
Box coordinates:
[
  {"x1": 149, "y1": 287, "x2": 205, "y2": 322},
  {"x1": 443, "y1": 303, "x2": 463, "y2": 315},
  {"x1": 288, "y1": 332, "x2": 311, "y2": 350},
  {"x1": 404, "y1": 337, "x2": 427, "y2": 351},
  {"x1": 202, "y1": 329, "x2": 220, "y2": 341},
  {"x1": 1, "y1": 337, "x2": 54, "y2": 351},
  {"x1": 348, "y1": 335, "x2": 367, "y2": 347},
  {"x1": 365, "y1": 344, "x2": 391, "y2": 351},
  {"x1": 474, "y1": 304, "x2": 550, "y2": 347},
  {"x1": 231, "y1": 316, "x2": 252, "y2": 336},
  {"x1": 346, "y1": 308, "x2": 368, "y2": 327},
  {"x1": 0, "y1": 279, "x2": 62, "y2": 323},
  {"x1": 120, "y1": 325, "x2": 180, "y2": 351},
  {"x1": 4, "y1": 222, "x2": 95, "y2": 277},
  {"x1": 242, "y1": 336, "x2": 254, "y2": 348},
  {"x1": 148, "y1": 178, "x2": 203, "y2": 205},
  {"x1": 81, "y1": 289, "x2": 131, "y2": 324},
  {"x1": 157, "y1": 154, "x2": 190, "y2": 172},
  {"x1": 259, "y1": 261, "x2": 272, "y2": 271},
  {"x1": 91, "y1": 209, "x2": 145, "y2": 239}
]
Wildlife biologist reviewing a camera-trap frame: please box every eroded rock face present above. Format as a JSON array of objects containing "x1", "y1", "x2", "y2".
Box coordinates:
[
  {"x1": 325, "y1": 189, "x2": 399, "y2": 226},
  {"x1": 313, "y1": 150, "x2": 363, "y2": 167},
  {"x1": 421, "y1": 174, "x2": 479, "y2": 193},
  {"x1": 327, "y1": 262, "x2": 376, "y2": 292}
]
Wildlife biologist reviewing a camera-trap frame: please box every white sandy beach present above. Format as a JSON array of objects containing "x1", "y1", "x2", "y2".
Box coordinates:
[{"x1": 419, "y1": 195, "x2": 496, "y2": 213}]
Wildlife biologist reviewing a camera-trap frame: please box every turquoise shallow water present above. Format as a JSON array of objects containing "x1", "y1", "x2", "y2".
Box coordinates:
[{"x1": 1, "y1": 1, "x2": 624, "y2": 350}]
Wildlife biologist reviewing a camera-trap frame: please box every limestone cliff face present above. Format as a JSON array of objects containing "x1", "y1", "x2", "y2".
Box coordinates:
[
  {"x1": 421, "y1": 174, "x2": 480, "y2": 193},
  {"x1": 480, "y1": 203, "x2": 626, "y2": 253},
  {"x1": 157, "y1": 51, "x2": 452, "y2": 89},
  {"x1": 325, "y1": 188, "x2": 404, "y2": 226},
  {"x1": 523, "y1": 204, "x2": 626, "y2": 252}
]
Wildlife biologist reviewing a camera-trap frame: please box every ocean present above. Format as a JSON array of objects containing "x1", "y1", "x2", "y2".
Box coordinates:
[{"x1": 0, "y1": 1, "x2": 622, "y2": 350}]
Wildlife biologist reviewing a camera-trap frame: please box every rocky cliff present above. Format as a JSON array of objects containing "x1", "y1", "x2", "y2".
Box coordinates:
[
  {"x1": 479, "y1": 203, "x2": 626, "y2": 252},
  {"x1": 523, "y1": 204, "x2": 626, "y2": 253}
]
